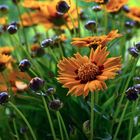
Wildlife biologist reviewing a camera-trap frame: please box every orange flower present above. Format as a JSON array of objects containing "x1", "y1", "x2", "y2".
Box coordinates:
[
  {"x1": 57, "y1": 46, "x2": 121, "y2": 96},
  {"x1": 0, "y1": 17, "x2": 7, "y2": 25},
  {"x1": 21, "y1": 0, "x2": 80, "y2": 30},
  {"x1": 84, "y1": 0, "x2": 106, "y2": 4},
  {"x1": 0, "y1": 54, "x2": 12, "y2": 71},
  {"x1": 126, "y1": 7, "x2": 140, "y2": 22},
  {"x1": 106, "y1": 0, "x2": 128, "y2": 13},
  {"x1": 0, "y1": 46, "x2": 13, "y2": 55},
  {"x1": 71, "y1": 30, "x2": 122, "y2": 49},
  {"x1": 0, "y1": 70, "x2": 31, "y2": 92},
  {"x1": 85, "y1": 0, "x2": 128, "y2": 13}
]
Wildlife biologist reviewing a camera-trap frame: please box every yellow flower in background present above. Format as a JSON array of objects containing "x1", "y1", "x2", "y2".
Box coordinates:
[
  {"x1": 84, "y1": 0, "x2": 128, "y2": 13},
  {"x1": 0, "y1": 46, "x2": 13, "y2": 55},
  {"x1": 0, "y1": 70, "x2": 31, "y2": 93},
  {"x1": 106, "y1": 0, "x2": 128, "y2": 13},
  {"x1": 0, "y1": 17, "x2": 7, "y2": 25},
  {"x1": 126, "y1": 7, "x2": 140, "y2": 22},
  {"x1": 57, "y1": 46, "x2": 121, "y2": 97},
  {"x1": 0, "y1": 54, "x2": 12, "y2": 72},
  {"x1": 71, "y1": 30, "x2": 122, "y2": 49},
  {"x1": 21, "y1": 0, "x2": 80, "y2": 30},
  {"x1": 84, "y1": 0, "x2": 106, "y2": 4}
]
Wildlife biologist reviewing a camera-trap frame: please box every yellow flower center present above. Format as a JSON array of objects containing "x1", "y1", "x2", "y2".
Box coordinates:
[{"x1": 78, "y1": 63, "x2": 99, "y2": 83}]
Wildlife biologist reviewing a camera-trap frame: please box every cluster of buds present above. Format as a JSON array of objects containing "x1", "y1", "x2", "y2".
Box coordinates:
[{"x1": 128, "y1": 42, "x2": 140, "y2": 58}]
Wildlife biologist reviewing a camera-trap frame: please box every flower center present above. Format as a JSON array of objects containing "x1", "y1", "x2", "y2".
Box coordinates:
[{"x1": 77, "y1": 63, "x2": 99, "y2": 83}]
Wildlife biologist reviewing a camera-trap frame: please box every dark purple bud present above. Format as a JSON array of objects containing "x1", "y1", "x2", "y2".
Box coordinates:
[
  {"x1": 85, "y1": 20, "x2": 96, "y2": 31},
  {"x1": 49, "y1": 99, "x2": 63, "y2": 111},
  {"x1": 126, "y1": 87, "x2": 139, "y2": 101},
  {"x1": 92, "y1": 5, "x2": 102, "y2": 12},
  {"x1": 29, "y1": 77, "x2": 45, "y2": 92},
  {"x1": 56, "y1": 0, "x2": 70, "y2": 14},
  {"x1": 135, "y1": 42, "x2": 140, "y2": 51},
  {"x1": 7, "y1": 25, "x2": 17, "y2": 34},
  {"x1": 19, "y1": 59, "x2": 31, "y2": 72},
  {"x1": 41, "y1": 39, "x2": 53, "y2": 48},
  {"x1": 0, "y1": 92, "x2": 9, "y2": 104},
  {"x1": 128, "y1": 47, "x2": 139, "y2": 58}
]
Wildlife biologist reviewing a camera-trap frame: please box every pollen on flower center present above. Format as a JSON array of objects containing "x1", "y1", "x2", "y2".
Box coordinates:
[{"x1": 77, "y1": 63, "x2": 99, "y2": 82}]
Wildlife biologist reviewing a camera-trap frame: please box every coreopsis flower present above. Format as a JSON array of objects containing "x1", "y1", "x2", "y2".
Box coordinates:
[
  {"x1": 0, "y1": 70, "x2": 31, "y2": 92},
  {"x1": 0, "y1": 17, "x2": 7, "y2": 25},
  {"x1": 84, "y1": 0, "x2": 108, "y2": 4},
  {"x1": 126, "y1": 7, "x2": 140, "y2": 22},
  {"x1": 105, "y1": 0, "x2": 128, "y2": 13},
  {"x1": 85, "y1": 0, "x2": 128, "y2": 13},
  {"x1": 31, "y1": 44, "x2": 45, "y2": 57},
  {"x1": 0, "y1": 46, "x2": 13, "y2": 55},
  {"x1": 57, "y1": 46, "x2": 121, "y2": 96},
  {"x1": 0, "y1": 54, "x2": 12, "y2": 71},
  {"x1": 21, "y1": 0, "x2": 80, "y2": 30},
  {"x1": 71, "y1": 30, "x2": 122, "y2": 49}
]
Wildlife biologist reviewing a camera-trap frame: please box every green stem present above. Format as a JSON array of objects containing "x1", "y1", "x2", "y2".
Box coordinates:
[
  {"x1": 13, "y1": 119, "x2": 20, "y2": 140},
  {"x1": 113, "y1": 101, "x2": 129, "y2": 140},
  {"x1": 76, "y1": 0, "x2": 80, "y2": 37},
  {"x1": 24, "y1": 133, "x2": 29, "y2": 140},
  {"x1": 9, "y1": 102, "x2": 37, "y2": 140},
  {"x1": 58, "y1": 112, "x2": 70, "y2": 140},
  {"x1": 41, "y1": 96, "x2": 57, "y2": 140},
  {"x1": 90, "y1": 92, "x2": 94, "y2": 140},
  {"x1": 56, "y1": 112, "x2": 64, "y2": 140},
  {"x1": 16, "y1": 4, "x2": 29, "y2": 52},
  {"x1": 112, "y1": 59, "x2": 138, "y2": 127},
  {"x1": 51, "y1": 96, "x2": 69, "y2": 140},
  {"x1": 128, "y1": 99, "x2": 138, "y2": 140}
]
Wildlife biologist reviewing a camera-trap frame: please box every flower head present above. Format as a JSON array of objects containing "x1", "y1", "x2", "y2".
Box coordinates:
[
  {"x1": 126, "y1": 7, "x2": 140, "y2": 22},
  {"x1": 0, "y1": 46, "x2": 13, "y2": 55},
  {"x1": 57, "y1": 46, "x2": 121, "y2": 96},
  {"x1": 21, "y1": 0, "x2": 80, "y2": 30},
  {"x1": 71, "y1": 30, "x2": 122, "y2": 49},
  {"x1": 0, "y1": 54, "x2": 12, "y2": 71},
  {"x1": 106, "y1": 0, "x2": 128, "y2": 13},
  {"x1": 84, "y1": 0, "x2": 108, "y2": 4}
]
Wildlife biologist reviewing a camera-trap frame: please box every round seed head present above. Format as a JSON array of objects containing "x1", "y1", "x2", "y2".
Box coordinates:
[
  {"x1": 41, "y1": 39, "x2": 53, "y2": 48},
  {"x1": 49, "y1": 99, "x2": 63, "y2": 111},
  {"x1": 56, "y1": 0, "x2": 70, "y2": 14},
  {"x1": 19, "y1": 59, "x2": 31, "y2": 72},
  {"x1": 0, "y1": 92, "x2": 9, "y2": 104},
  {"x1": 29, "y1": 77, "x2": 45, "y2": 92},
  {"x1": 7, "y1": 24, "x2": 17, "y2": 34},
  {"x1": 128, "y1": 47, "x2": 139, "y2": 58}
]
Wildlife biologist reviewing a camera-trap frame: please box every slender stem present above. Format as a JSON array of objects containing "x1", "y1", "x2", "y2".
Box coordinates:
[
  {"x1": 68, "y1": 12, "x2": 76, "y2": 36},
  {"x1": 90, "y1": 92, "x2": 94, "y2": 140},
  {"x1": 41, "y1": 96, "x2": 57, "y2": 140},
  {"x1": 13, "y1": 119, "x2": 20, "y2": 140},
  {"x1": 76, "y1": 0, "x2": 80, "y2": 37},
  {"x1": 128, "y1": 99, "x2": 138, "y2": 140},
  {"x1": 113, "y1": 101, "x2": 129, "y2": 140},
  {"x1": 58, "y1": 112, "x2": 70, "y2": 140},
  {"x1": 48, "y1": 47, "x2": 58, "y2": 62},
  {"x1": 24, "y1": 134, "x2": 29, "y2": 140},
  {"x1": 16, "y1": 4, "x2": 29, "y2": 52},
  {"x1": 9, "y1": 102, "x2": 37, "y2": 140},
  {"x1": 56, "y1": 112, "x2": 64, "y2": 140},
  {"x1": 51, "y1": 96, "x2": 69, "y2": 140},
  {"x1": 103, "y1": 5, "x2": 108, "y2": 34},
  {"x1": 112, "y1": 59, "x2": 138, "y2": 127}
]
